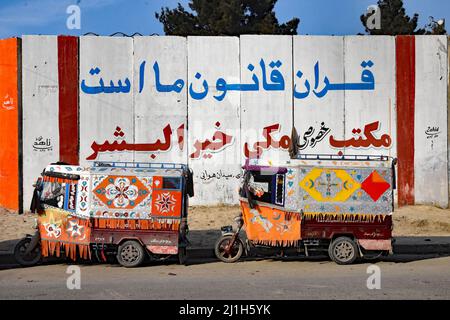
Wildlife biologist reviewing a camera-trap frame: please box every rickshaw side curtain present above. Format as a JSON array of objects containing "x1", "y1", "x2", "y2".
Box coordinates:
[
  {"x1": 241, "y1": 201, "x2": 302, "y2": 247},
  {"x1": 39, "y1": 207, "x2": 91, "y2": 260}
]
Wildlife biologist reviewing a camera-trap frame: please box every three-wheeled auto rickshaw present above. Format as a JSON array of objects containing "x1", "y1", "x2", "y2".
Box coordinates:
[
  {"x1": 215, "y1": 154, "x2": 396, "y2": 265},
  {"x1": 15, "y1": 161, "x2": 194, "y2": 267}
]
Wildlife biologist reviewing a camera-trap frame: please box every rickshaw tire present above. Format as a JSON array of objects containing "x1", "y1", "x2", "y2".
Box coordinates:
[
  {"x1": 215, "y1": 235, "x2": 244, "y2": 263},
  {"x1": 14, "y1": 237, "x2": 42, "y2": 267},
  {"x1": 328, "y1": 236, "x2": 358, "y2": 265},
  {"x1": 117, "y1": 240, "x2": 146, "y2": 268}
]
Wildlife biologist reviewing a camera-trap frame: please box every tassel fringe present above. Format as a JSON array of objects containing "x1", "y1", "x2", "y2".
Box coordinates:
[
  {"x1": 251, "y1": 239, "x2": 302, "y2": 247},
  {"x1": 284, "y1": 212, "x2": 301, "y2": 221},
  {"x1": 303, "y1": 212, "x2": 387, "y2": 223},
  {"x1": 42, "y1": 176, "x2": 75, "y2": 184},
  {"x1": 41, "y1": 240, "x2": 91, "y2": 261}
]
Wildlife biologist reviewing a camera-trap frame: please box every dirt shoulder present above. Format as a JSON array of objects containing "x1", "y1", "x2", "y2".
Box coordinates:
[
  {"x1": 392, "y1": 205, "x2": 450, "y2": 236},
  {"x1": 0, "y1": 205, "x2": 449, "y2": 243}
]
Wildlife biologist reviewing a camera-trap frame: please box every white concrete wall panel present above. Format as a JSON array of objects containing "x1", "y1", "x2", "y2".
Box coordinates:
[
  {"x1": 22, "y1": 35, "x2": 59, "y2": 209},
  {"x1": 343, "y1": 36, "x2": 396, "y2": 158},
  {"x1": 293, "y1": 36, "x2": 345, "y2": 155},
  {"x1": 187, "y1": 36, "x2": 241, "y2": 205},
  {"x1": 240, "y1": 35, "x2": 293, "y2": 163},
  {"x1": 133, "y1": 36, "x2": 188, "y2": 164},
  {"x1": 79, "y1": 36, "x2": 134, "y2": 165},
  {"x1": 414, "y1": 35, "x2": 448, "y2": 207}
]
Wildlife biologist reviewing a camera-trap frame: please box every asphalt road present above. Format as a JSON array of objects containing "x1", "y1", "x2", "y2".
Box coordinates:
[{"x1": 0, "y1": 254, "x2": 449, "y2": 300}]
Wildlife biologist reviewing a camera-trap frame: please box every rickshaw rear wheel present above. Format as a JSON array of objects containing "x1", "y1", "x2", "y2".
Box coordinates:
[
  {"x1": 117, "y1": 240, "x2": 145, "y2": 268},
  {"x1": 14, "y1": 237, "x2": 41, "y2": 267},
  {"x1": 215, "y1": 235, "x2": 244, "y2": 263},
  {"x1": 328, "y1": 236, "x2": 358, "y2": 265}
]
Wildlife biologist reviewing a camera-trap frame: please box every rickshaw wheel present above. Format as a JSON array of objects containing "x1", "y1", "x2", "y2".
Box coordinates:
[
  {"x1": 14, "y1": 238, "x2": 41, "y2": 267},
  {"x1": 117, "y1": 240, "x2": 145, "y2": 268},
  {"x1": 215, "y1": 235, "x2": 244, "y2": 263},
  {"x1": 328, "y1": 237, "x2": 358, "y2": 265}
]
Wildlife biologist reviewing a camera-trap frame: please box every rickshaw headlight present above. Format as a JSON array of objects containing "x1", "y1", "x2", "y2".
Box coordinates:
[
  {"x1": 234, "y1": 214, "x2": 244, "y2": 228},
  {"x1": 221, "y1": 225, "x2": 233, "y2": 234}
]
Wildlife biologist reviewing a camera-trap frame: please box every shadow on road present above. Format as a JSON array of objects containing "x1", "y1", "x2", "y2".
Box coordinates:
[{"x1": 1, "y1": 233, "x2": 450, "y2": 270}]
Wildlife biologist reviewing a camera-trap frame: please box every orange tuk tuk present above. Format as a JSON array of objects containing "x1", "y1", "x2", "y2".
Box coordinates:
[{"x1": 15, "y1": 161, "x2": 194, "y2": 267}]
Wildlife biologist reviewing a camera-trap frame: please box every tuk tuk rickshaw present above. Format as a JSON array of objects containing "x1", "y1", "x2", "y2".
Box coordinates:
[
  {"x1": 15, "y1": 161, "x2": 194, "y2": 267},
  {"x1": 215, "y1": 154, "x2": 396, "y2": 265}
]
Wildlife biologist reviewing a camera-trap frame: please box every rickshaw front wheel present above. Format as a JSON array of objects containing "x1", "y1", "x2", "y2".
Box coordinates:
[
  {"x1": 215, "y1": 235, "x2": 244, "y2": 263},
  {"x1": 14, "y1": 237, "x2": 41, "y2": 267},
  {"x1": 117, "y1": 240, "x2": 146, "y2": 268}
]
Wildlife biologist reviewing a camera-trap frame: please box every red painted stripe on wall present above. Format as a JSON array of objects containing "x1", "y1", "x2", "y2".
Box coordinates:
[
  {"x1": 0, "y1": 38, "x2": 20, "y2": 211},
  {"x1": 58, "y1": 36, "x2": 79, "y2": 165},
  {"x1": 396, "y1": 36, "x2": 415, "y2": 206}
]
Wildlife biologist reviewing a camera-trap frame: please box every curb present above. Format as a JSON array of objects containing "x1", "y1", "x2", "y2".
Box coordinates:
[
  {"x1": 187, "y1": 237, "x2": 450, "y2": 258},
  {"x1": 0, "y1": 239, "x2": 18, "y2": 255},
  {"x1": 393, "y1": 237, "x2": 450, "y2": 255},
  {"x1": 187, "y1": 247, "x2": 215, "y2": 259},
  {"x1": 1, "y1": 237, "x2": 450, "y2": 263}
]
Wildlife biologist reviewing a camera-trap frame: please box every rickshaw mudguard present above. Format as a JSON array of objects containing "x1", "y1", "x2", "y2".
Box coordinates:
[
  {"x1": 221, "y1": 232, "x2": 235, "y2": 237},
  {"x1": 357, "y1": 239, "x2": 392, "y2": 252},
  {"x1": 24, "y1": 230, "x2": 40, "y2": 255}
]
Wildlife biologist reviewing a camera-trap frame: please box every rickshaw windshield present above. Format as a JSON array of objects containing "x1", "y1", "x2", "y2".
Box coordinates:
[
  {"x1": 39, "y1": 172, "x2": 80, "y2": 210},
  {"x1": 241, "y1": 169, "x2": 286, "y2": 207},
  {"x1": 41, "y1": 181, "x2": 64, "y2": 201}
]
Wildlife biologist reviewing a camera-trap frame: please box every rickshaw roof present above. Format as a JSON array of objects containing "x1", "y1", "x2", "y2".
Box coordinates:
[
  {"x1": 245, "y1": 154, "x2": 394, "y2": 171},
  {"x1": 43, "y1": 162, "x2": 187, "y2": 177}
]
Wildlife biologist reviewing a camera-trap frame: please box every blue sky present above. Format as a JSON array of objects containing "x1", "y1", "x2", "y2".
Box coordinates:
[{"x1": 0, "y1": 0, "x2": 449, "y2": 38}]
